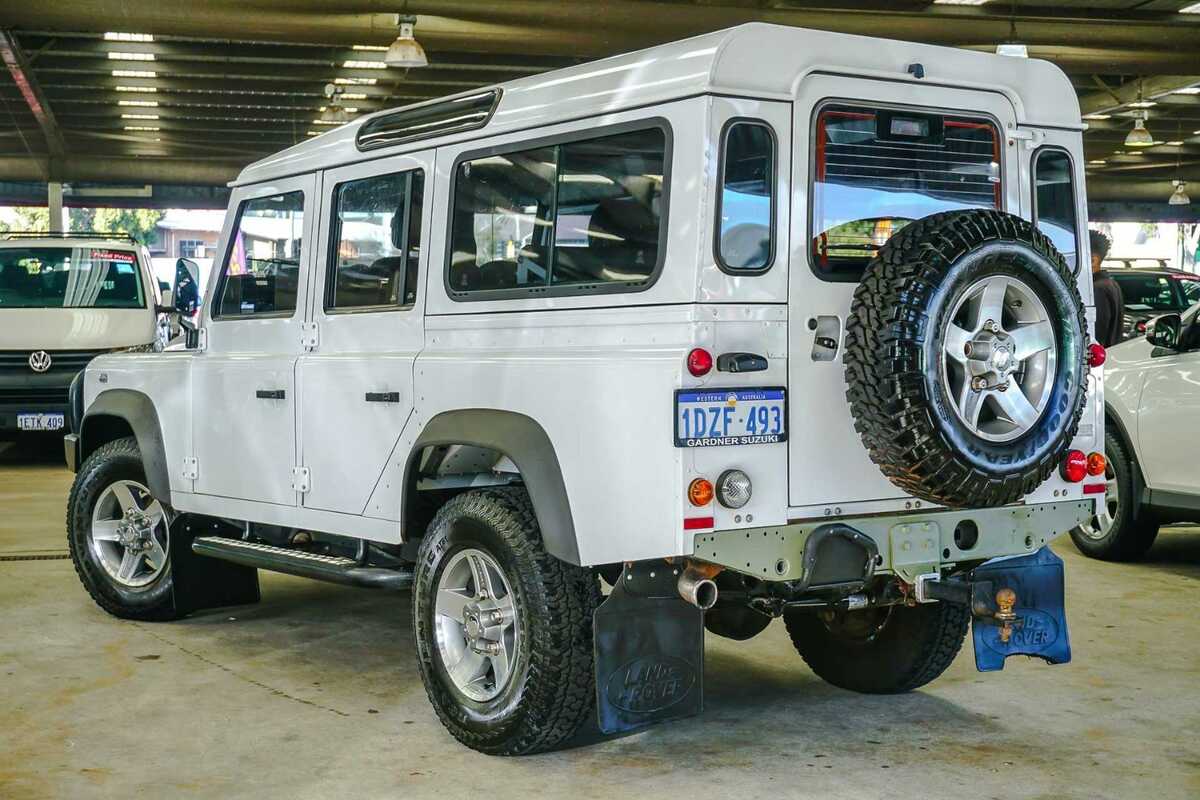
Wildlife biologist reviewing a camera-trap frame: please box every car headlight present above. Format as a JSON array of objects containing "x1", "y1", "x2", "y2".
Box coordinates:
[{"x1": 716, "y1": 469, "x2": 752, "y2": 509}]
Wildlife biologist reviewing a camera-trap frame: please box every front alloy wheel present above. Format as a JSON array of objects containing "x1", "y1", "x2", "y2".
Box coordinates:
[{"x1": 89, "y1": 479, "x2": 170, "y2": 588}]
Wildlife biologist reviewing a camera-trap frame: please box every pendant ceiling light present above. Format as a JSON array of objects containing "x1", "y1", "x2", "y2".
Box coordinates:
[
  {"x1": 1168, "y1": 180, "x2": 1190, "y2": 206},
  {"x1": 1125, "y1": 113, "x2": 1155, "y2": 147},
  {"x1": 996, "y1": 1, "x2": 1028, "y2": 57},
  {"x1": 385, "y1": 14, "x2": 428, "y2": 68}
]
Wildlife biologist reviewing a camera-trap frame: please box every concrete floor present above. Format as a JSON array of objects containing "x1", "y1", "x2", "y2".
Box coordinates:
[{"x1": 1, "y1": 437, "x2": 1198, "y2": 800}]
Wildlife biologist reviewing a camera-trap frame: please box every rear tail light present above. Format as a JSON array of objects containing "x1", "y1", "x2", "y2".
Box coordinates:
[
  {"x1": 687, "y1": 478, "x2": 714, "y2": 506},
  {"x1": 1086, "y1": 452, "x2": 1106, "y2": 476},
  {"x1": 1060, "y1": 450, "x2": 1087, "y2": 483},
  {"x1": 1087, "y1": 343, "x2": 1106, "y2": 368},
  {"x1": 687, "y1": 348, "x2": 713, "y2": 377}
]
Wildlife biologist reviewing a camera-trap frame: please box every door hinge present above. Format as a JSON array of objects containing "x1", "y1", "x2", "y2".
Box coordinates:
[
  {"x1": 301, "y1": 322, "x2": 319, "y2": 351},
  {"x1": 1007, "y1": 126, "x2": 1044, "y2": 149},
  {"x1": 291, "y1": 466, "x2": 311, "y2": 493},
  {"x1": 196, "y1": 327, "x2": 208, "y2": 351},
  {"x1": 182, "y1": 457, "x2": 199, "y2": 480}
]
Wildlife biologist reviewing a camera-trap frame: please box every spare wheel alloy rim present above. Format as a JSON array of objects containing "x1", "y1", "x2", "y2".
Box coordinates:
[{"x1": 940, "y1": 274, "x2": 1058, "y2": 443}]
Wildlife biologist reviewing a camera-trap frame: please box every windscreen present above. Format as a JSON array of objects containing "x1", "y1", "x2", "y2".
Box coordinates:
[{"x1": 0, "y1": 246, "x2": 145, "y2": 309}]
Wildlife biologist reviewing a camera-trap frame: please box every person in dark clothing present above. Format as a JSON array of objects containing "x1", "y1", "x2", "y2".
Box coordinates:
[{"x1": 1089, "y1": 230, "x2": 1125, "y2": 347}]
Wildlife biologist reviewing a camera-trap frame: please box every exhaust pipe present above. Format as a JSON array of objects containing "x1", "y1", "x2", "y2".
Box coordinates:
[{"x1": 678, "y1": 562, "x2": 721, "y2": 610}]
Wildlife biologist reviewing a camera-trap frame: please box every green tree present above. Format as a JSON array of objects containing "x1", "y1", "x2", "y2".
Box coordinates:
[{"x1": 0, "y1": 205, "x2": 163, "y2": 245}]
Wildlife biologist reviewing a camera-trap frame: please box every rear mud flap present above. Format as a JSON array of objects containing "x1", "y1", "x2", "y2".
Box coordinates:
[
  {"x1": 593, "y1": 563, "x2": 704, "y2": 735},
  {"x1": 971, "y1": 546, "x2": 1070, "y2": 672}
]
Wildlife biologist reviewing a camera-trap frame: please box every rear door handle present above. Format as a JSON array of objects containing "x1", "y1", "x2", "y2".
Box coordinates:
[
  {"x1": 364, "y1": 391, "x2": 400, "y2": 403},
  {"x1": 716, "y1": 352, "x2": 768, "y2": 373},
  {"x1": 255, "y1": 389, "x2": 286, "y2": 400}
]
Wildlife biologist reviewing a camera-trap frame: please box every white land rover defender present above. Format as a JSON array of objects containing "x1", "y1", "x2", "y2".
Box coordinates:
[{"x1": 64, "y1": 24, "x2": 1108, "y2": 755}]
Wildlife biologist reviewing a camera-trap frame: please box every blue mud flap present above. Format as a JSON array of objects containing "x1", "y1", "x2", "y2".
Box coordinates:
[
  {"x1": 593, "y1": 564, "x2": 704, "y2": 734},
  {"x1": 971, "y1": 546, "x2": 1070, "y2": 672}
]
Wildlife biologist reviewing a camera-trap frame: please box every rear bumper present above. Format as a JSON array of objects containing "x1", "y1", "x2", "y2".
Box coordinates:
[{"x1": 692, "y1": 499, "x2": 1096, "y2": 583}]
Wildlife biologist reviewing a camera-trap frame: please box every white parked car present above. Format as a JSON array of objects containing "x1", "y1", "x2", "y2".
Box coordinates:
[
  {"x1": 64, "y1": 24, "x2": 1106, "y2": 754},
  {"x1": 0, "y1": 232, "x2": 167, "y2": 436},
  {"x1": 1072, "y1": 305, "x2": 1200, "y2": 559}
]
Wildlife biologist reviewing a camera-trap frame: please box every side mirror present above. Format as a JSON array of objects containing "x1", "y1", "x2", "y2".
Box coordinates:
[
  {"x1": 1146, "y1": 313, "x2": 1182, "y2": 351},
  {"x1": 173, "y1": 258, "x2": 201, "y2": 318}
]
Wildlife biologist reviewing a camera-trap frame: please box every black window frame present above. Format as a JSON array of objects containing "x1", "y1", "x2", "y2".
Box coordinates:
[
  {"x1": 323, "y1": 167, "x2": 425, "y2": 315},
  {"x1": 713, "y1": 117, "x2": 777, "y2": 275},
  {"x1": 211, "y1": 190, "x2": 307, "y2": 322},
  {"x1": 443, "y1": 117, "x2": 673, "y2": 303},
  {"x1": 806, "y1": 99, "x2": 1005, "y2": 284},
  {"x1": 1031, "y1": 145, "x2": 1081, "y2": 275}
]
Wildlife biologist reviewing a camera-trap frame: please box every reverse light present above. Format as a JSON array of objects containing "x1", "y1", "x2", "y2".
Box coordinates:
[
  {"x1": 1087, "y1": 452, "x2": 1107, "y2": 476},
  {"x1": 1060, "y1": 450, "x2": 1087, "y2": 483},
  {"x1": 688, "y1": 478, "x2": 714, "y2": 507},
  {"x1": 1087, "y1": 343, "x2": 1107, "y2": 368},
  {"x1": 686, "y1": 348, "x2": 713, "y2": 377},
  {"x1": 716, "y1": 469, "x2": 752, "y2": 509}
]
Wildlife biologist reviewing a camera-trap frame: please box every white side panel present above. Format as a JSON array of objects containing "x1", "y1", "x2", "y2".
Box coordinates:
[
  {"x1": 83, "y1": 351, "x2": 194, "y2": 496},
  {"x1": 1133, "y1": 346, "x2": 1200, "y2": 494}
]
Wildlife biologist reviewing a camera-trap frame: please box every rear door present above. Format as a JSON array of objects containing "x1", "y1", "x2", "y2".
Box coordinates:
[
  {"x1": 296, "y1": 150, "x2": 432, "y2": 517},
  {"x1": 788, "y1": 76, "x2": 1019, "y2": 512}
]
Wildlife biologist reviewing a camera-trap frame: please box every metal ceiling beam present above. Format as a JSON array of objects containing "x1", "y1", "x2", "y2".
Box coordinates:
[
  {"x1": 1079, "y1": 74, "x2": 1200, "y2": 115},
  {"x1": 7, "y1": 0, "x2": 1199, "y2": 58},
  {"x1": 0, "y1": 155, "x2": 243, "y2": 184},
  {"x1": 0, "y1": 29, "x2": 65, "y2": 168}
]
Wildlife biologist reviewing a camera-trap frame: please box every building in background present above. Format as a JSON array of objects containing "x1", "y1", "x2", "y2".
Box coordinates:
[{"x1": 154, "y1": 209, "x2": 224, "y2": 260}]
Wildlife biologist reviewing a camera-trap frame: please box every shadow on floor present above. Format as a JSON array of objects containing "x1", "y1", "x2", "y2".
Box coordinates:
[{"x1": 0, "y1": 433, "x2": 66, "y2": 465}]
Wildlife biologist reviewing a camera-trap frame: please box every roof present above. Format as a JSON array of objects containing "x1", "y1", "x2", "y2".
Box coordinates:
[{"x1": 235, "y1": 22, "x2": 1080, "y2": 187}]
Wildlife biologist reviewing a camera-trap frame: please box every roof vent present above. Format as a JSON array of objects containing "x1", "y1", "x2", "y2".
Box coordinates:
[{"x1": 356, "y1": 89, "x2": 502, "y2": 151}]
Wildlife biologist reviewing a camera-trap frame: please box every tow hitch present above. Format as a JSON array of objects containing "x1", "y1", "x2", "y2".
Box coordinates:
[{"x1": 917, "y1": 546, "x2": 1071, "y2": 672}]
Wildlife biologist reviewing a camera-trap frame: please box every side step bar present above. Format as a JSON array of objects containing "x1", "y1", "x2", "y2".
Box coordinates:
[{"x1": 192, "y1": 536, "x2": 414, "y2": 591}]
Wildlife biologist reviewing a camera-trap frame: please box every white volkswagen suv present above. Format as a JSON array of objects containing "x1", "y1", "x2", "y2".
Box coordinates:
[
  {"x1": 0, "y1": 232, "x2": 166, "y2": 437},
  {"x1": 64, "y1": 24, "x2": 1106, "y2": 754}
]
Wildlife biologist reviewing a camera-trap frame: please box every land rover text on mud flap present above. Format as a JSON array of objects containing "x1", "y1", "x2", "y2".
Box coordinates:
[{"x1": 64, "y1": 23, "x2": 1106, "y2": 755}]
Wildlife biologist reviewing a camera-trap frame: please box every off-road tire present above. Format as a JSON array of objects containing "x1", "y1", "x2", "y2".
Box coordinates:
[
  {"x1": 844, "y1": 209, "x2": 1088, "y2": 508},
  {"x1": 413, "y1": 488, "x2": 601, "y2": 755},
  {"x1": 784, "y1": 601, "x2": 970, "y2": 693},
  {"x1": 67, "y1": 436, "x2": 179, "y2": 621},
  {"x1": 1069, "y1": 430, "x2": 1159, "y2": 561}
]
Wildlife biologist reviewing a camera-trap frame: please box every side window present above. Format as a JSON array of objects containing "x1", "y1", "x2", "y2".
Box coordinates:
[
  {"x1": 327, "y1": 169, "x2": 425, "y2": 311},
  {"x1": 717, "y1": 121, "x2": 775, "y2": 271},
  {"x1": 1032, "y1": 149, "x2": 1078, "y2": 271},
  {"x1": 214, "y1": 191, "x2": 304, "y2": 318},
  {"x1": 448, "y1": 125, "x2": 667, "y2": 297},
  {"x1": 810, "y1": 105, "x2": 1001, "y2": 282}
]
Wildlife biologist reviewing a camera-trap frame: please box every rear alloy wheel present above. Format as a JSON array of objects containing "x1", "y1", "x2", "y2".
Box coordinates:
[
  {"x1": 413, "y1": 488, "x2": 601, "y2": 756},
  {"x1": 1069, "y1": 430, "x2": 1159, "y2": 561}
]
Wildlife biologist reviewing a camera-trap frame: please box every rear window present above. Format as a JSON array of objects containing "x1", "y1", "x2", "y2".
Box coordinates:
[
  {"x1": 810, "y1": 104, "x2": 1001, "y2": 282},
  {"x1": 0, "y1": 246, "x2": 144, "y2": 309},
  {"x1": 447, "y1": 124, "x2": 668, "y2": 299}
]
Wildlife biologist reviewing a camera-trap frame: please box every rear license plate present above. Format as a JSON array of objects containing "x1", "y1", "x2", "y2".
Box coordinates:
[
  {"x1": 17, "y1": 413, "x2": 65, "y2": 432},
  {"x1": 674, "y1": 388, "x2": 786, "y2": 447}
]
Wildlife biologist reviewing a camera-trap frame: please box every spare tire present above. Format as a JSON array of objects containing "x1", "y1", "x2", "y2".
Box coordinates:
[{"x1": 844, "y1": 209, "x2": 1087, "y2": 508}]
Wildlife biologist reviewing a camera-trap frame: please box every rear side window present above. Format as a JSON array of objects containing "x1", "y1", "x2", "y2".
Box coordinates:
[
  {"x1": 214, "y1": 191, "x2": 304, "y2": 318},
  {"x1": 327, "y1": 169, "x2": 424, "y2": 311},
  {"x1": 1032, "y1": 148, "x2": 1078, "y2": 271},
  {"x1": 447, "y1": 125, "x2": 668, "y2": 298},
  {"x1": 810, "y1": 104, "x2": 1001, "y2": 282},
  {"x1": 717, "y1": 121, "x2": 775, "y2": 272}
]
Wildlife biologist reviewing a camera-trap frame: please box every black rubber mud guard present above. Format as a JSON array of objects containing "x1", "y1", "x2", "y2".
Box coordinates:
[
  {"x1": 593, "y1": 562, "x2": 704, "y2": 734},
  {"x1": 169, "y1": 514, "x2": 260, "y2": 617}
]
